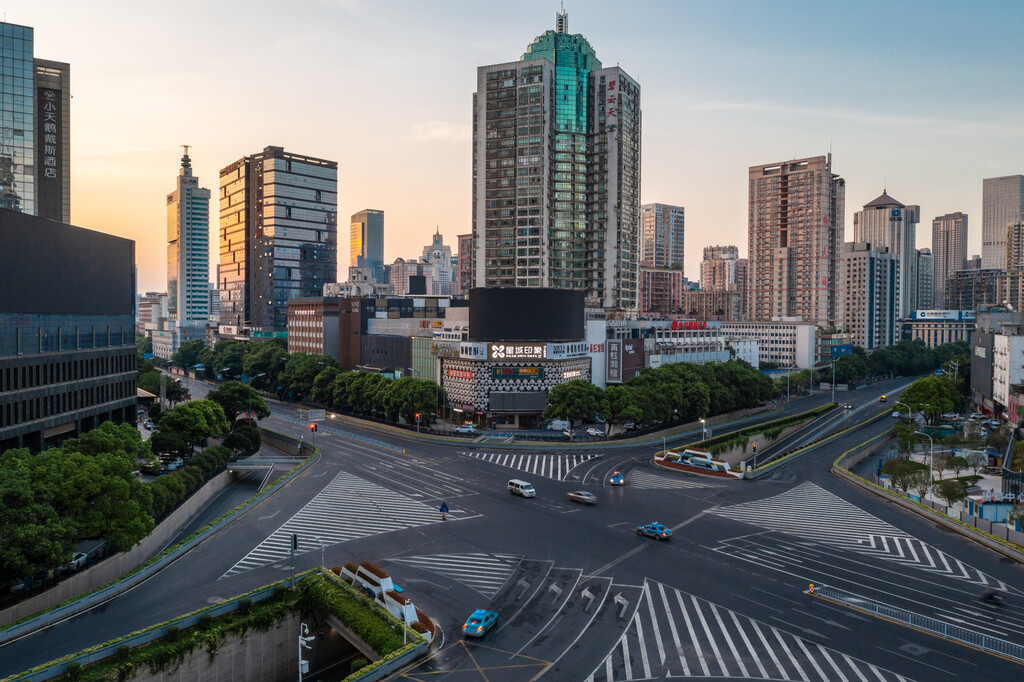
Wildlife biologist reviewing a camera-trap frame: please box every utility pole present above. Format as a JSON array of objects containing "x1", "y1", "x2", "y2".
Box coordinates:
[{"x1": 298, "y1": 622, "x2": 315, "y2": 681}]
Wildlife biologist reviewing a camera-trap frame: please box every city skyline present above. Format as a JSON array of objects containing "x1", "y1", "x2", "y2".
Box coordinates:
[{"x1": 6, "y1": 0, "x2": 1024, "y2": 294}]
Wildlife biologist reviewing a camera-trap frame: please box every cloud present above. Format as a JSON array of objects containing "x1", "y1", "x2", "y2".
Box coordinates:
[
  {"x1": 684, "y1": 99, "x2": 1024, "y2": 138},
  {"x1": 408, "y1": 121, "x2": 472, "y2": 143}
]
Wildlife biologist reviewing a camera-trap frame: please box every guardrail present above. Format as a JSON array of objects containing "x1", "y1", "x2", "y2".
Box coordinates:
[
  {"x1": 6, "y1": 580, "x2": 291, "y2": 682},
  {"x1": 812, "y1": 586, "x2": 1024, "y2": 663}
]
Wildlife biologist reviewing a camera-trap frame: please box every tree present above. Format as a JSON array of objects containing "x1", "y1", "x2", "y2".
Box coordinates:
[
  {"x1": 882, "y1": 458, "x2": 925, "y2": 494},
  {"x1": 605, "y1": 385, "x2": 644, "y2": 424},
  {"x1": 242, "y1": 342, "x2": 288, "y2": 391},
  {"x1": 964, "y1": 450, "x2": 988, "y2": 475},
  {"x1": 0, "y1": 467, "x2": 75, "y2": 582},
  {"x1": 149, "y1": 431, "x2": 190, "y2": 459},
  {"x1": 544, "y1": 379, "x2": 609, "y2": 423},
  {"x1": 987, "y1": 426, "x2": 1010, "y2": 453},
  {"x1": 932, "y1": 451, "x2": 949, "y2": 480},
  {"x1": 934, "y1": 479, "x2": 968, "y2": 508},
  {"x1": 62, "y1": 422, "x2": 148, "y2": 463},
  {"x1": 157, "y1": 401, "x2": 229, "y2": 449},
  {"x1": 171, "y1": 339, "x2": 206, "y2": 370},
  {"x1": 223, "y1": 424, "x2": 262, "y2": 456},
  {"x1": 899, "y1": 375, "x2": 961, "y2": 423},
  {"x1": 279, "y1": 353, "x2": 338, "y2": 402},
  {"x1": 311, "y1": 366, "x2": 340, "y2": 404},
  {"x1": 946, "y1": 455, "x2": 968, "y2": 478},
  {"x1": 909, "y1": 470, "x2": 933, "y2": 499},
  {"x1": 207, "y1": 381, "x2": 270, "y2": 423},
  {"x1": 893, "y1": 422, "x2": 917, "y2": 457}
]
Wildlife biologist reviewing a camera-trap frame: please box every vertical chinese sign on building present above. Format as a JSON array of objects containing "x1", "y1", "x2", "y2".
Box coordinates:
[
  {"x1": 36, "y1": 87, "x2": 63, "y2": 220},
  {"x1": 606, "y1": 340, "x2": 622, "y2": 383},
  {"x1": 606, "y1": 78, "x2": 618, "y2": 129}
]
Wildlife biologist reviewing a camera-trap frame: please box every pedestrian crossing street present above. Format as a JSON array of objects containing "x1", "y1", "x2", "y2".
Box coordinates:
[
  {"x1": 459, "y1": 450, "x2": 600, "y2": 481},
  {"x1": 389, "y1": 552, "x2": 522, "y2": 599},
  {"x1": 626, "y1": 469, "x2": 713, "y2": 490},
  {"x1": 221, "y1": 471, "x2": 451, "y2": 579},
  {"x1": 710, "y1": 482, "x2": 1007, "y2": 589},
  {"x1": 586, "y1": 579, "x2": 912, "y2": 682}
]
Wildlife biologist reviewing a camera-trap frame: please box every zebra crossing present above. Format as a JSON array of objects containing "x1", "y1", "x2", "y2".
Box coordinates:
[
  {"x1": 389, "y1": 552, "x2": 521, "y2": 599},
  {"x1": 626, "y1": 469, "x2": 713, "y2": 490},
  {"x1": 459, "y1": 450, "x2": 600, "y2": 481},
  {"x1": 586, "y1": 579, "x2": 913, "y2": 682},
  {"x1": 221, "y1": 471, "x2": 450, "y2": 579},
  {"x1": 710, "y1": 482, "x2": 1007, "y2": 589}
]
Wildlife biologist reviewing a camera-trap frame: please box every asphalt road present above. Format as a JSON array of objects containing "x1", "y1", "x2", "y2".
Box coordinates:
[{"x1": 3, "y1": 377, "x2": 1023, "y2": 681}]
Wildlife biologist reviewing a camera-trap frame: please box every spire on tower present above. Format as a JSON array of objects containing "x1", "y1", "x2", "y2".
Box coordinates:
[
  {"x1": 180, "y1": 144, "x2": 192, "y2": 170},
  {"x1": 556, "y1": 4, "x2": 568, "y2": 33}
]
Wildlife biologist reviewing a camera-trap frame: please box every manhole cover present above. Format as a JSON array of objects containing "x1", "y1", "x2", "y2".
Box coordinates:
[{"x1": 898, "y1": 643, "x2": 929, "y2": 656}]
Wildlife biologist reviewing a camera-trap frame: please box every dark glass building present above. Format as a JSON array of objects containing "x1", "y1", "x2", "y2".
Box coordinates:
[
  {"x1": 0, "y1": 209, "x2": 136, "y2": 451},
  {"x1": 219, "y1": 146, "x2": 338, "y2": 333}
]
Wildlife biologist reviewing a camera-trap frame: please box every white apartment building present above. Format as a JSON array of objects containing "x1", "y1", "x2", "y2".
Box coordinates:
[{"x1": 721, "y1": 319, "x2": 816, "y2": 369}]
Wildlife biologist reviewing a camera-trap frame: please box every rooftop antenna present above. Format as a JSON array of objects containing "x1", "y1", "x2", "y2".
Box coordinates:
[{"x1": 181, "y1": 144, "x2": 191, "y2": 156}]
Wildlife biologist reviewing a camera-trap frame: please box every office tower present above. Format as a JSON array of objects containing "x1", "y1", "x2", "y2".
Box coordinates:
[
  {"x1": 700, "y1": 245, "x2": 747, "y2": 292},
  {"x1": 747, "y1": 154, "x2": 845, "y2": 326},
  {"x1": 219, "y1": 146, "x2": 337, "y2": 333},
  {"x1": 840, "y1": 242, "x2": 899, "y2": 349},
  {"x1": 422, "y1": 228, "x2": 453, "y2": 295},
  {"x1": 457, "y1": 233, "x2": 473, "y2": 296},
  {"x1": 982, "y1": 175, "x2": 1024, "y2": 270},
  {"x1": 0, "y1": 21, "x2": 71, "y2": 220},
  {"x1": 915, "y1": 248, "x2": 933, "y2": 312},
  {"x1": 472, "y1": 9, "x2": 641, "y2": 311},
  {"x1": 641, "y1": 203, "x2": 685, "y2": 270},
  {"x1": 639, "y1": 265, "x2": 683, "y2": 316},
  {"x1": 350, "y1": 209, "x2": 385, "y2": 282},
  {"x1": 931, "y1": 212, "x2": 967, "y2": 308},
  {"x1": 1, "y1": 209, "x2": 136, "y2": 451},
  {"x1": 167, "y1": 147, "x2": 210, "y2": 331},
  {"x1": 852, "y1": 191, "x2": 919, "y2": 318}
]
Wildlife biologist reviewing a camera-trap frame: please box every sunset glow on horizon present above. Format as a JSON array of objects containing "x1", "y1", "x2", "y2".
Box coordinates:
[{"x1": 8, "y1": 0, "x2": 1023, "y2": 293}]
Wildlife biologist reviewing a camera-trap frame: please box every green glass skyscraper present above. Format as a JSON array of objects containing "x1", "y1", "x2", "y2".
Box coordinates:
[{"x1": 472, "y1": 10, "x2": 641, "y2": 311}]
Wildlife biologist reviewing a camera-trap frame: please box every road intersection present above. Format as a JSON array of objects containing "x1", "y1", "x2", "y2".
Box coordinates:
[{"x1": 2, "y1": 378, "x2": 1022, "y2": 680}]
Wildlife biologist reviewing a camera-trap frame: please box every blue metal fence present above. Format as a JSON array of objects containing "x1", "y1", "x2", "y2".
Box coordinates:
[{"x1": 814, "y1": 586, "x2": 1024, "y2": 663}]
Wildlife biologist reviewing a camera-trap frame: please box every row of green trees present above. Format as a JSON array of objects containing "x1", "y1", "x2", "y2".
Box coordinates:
[
  {"x1": 831, "y1": 339, "x2": 970, "y2": 385},
  {"x1": 0, "y1": 423, "x2": 155, "y2": 583},
  {"x1": 544, "y1": 360, "x2": 777, "y2": 425}
]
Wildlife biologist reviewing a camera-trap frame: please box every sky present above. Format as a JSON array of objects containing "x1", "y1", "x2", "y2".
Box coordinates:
[{"x1": 9, "y1": 0, "x2": 1024, "y2": 294}]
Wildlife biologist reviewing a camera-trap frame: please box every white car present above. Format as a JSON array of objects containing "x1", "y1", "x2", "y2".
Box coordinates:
[
  {"x1": 453, "y1": 425, "x2": 477, "y2": 434},
  {"x1": 586, "y1": 427, "x2": 604, "y2": 437},
  {"x1": 971, "y1": 412, "x2": 985, "y2": 420}
]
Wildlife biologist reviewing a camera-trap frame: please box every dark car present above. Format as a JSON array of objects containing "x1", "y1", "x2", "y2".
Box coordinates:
[{"x1": 462, "y1": 609, "x2": 499, "y2": 637}]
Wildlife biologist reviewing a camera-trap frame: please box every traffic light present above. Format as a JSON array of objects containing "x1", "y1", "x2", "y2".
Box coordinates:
[
  {"x1": 309, "y1": 423, "x2": 317, "y2": 433},
  {"x1": 751, "y1": 443, "x2": 757, "y2": 453},
  {"x1": 415, "y1": 412, "x2": 421, "y2": 421}
]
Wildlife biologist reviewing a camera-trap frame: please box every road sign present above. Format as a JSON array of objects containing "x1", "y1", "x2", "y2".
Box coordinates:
[
  {"x1": 439, "y1": 502, "x2": 449, "y2": 514},
  {"x1": 301, "y1": 409, "x2": 327, "y2": 421}
]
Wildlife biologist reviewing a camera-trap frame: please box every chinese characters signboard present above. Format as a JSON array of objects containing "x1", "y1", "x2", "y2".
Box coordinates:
[
  {"x1": 491, "y1": 367, "x2": 544, "y2": 380},
  {"x1": 488, "y1": 343, "x2": 547, "y2": 361},
  {"x1": 36, "y1": 87, "x2": 63, "y2": 220},
  {"x1": 606, "y1": 340, "x2": 622, "y2": 383}
]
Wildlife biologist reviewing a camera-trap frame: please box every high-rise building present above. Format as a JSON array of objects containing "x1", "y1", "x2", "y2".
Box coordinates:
[
  {"x1": 699, "y1": 245, "x2": 747, "y2": 292},
  {"x1": 931, "y1": 212, "x2": 967, "y2": 308},
  {"x1": 747, "y1": 154, "x2": 845, "y2": 326},
  {"x1": 982, "y1": 175, "x2": 1024, "y2": 270},
  {"x1": 641, "y1": 203, "x2": 685, "y2": 270},
  {"x1": 166, "y1": 148, "x2": 210, "y2": 332},
  {"x1": 0, "y1": 21, "x2": 70, "y2": 221},
  {"x1": 852, "y1": 191, "x2": 919, "y2": 318},
  {"x1": 350, "y1": 209, "x2": 385, "y2": 282},
  {"x1": 472, "y1": 10, "x2": 641, "y2": 311},
  {"x1": 457, "y1": 233, "x2": 473, "y2": 297},
  {"x1": 218, "y1": 146, "x2": 338, "y2": 333},
  {"x1": 840, "y1": 242, "x2": 899, "y2": 349},
  {"x1": 422, "y1": 228, "x2": 453, "y2": 295},
  {"x1": 914, "y1": 248, "x2": 933, "y2": 312},
  {"x1": 947, "y1": 268, "x2": 1004, "y2": 311},
  {"x1": 638, "y1": 265, "x2": 683, "y2": 316}
]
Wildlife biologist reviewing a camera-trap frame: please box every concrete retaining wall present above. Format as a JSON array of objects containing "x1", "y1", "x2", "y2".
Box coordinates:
[
  {"x1": 259, "y1": 427, "x2": 314, "y2": 458},
  {"x1": 0, "y1": 470, "x2": 236, "y2": 627},
  {"x1": 126, "y1": 612, "x2": 353, "y2": 682},
  {"x1": 713, "y1": 422, "x2": 810, "y2": 467}
]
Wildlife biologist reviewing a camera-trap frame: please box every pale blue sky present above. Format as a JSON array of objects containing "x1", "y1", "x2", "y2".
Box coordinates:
[{"x1": 9, "y1": 0, "x2": 1024, "y2": 292}]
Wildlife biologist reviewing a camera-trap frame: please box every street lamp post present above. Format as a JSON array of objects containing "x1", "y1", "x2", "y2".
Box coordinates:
[
  {"x1": 700, "y1": 417, "x2": 706, "y2": 440},
  {"x1": 915, "y1": 430, "x2": 934, "y2": 502},
  {"x1": 831, "y1": 359, "x2": 836, "y2": 404},
  {"x1": 247, "y1": 373, "x2": 266, "y2": 424},
  {"x1": 895, "y1": 400, "x2": 912, "y2": 420}
]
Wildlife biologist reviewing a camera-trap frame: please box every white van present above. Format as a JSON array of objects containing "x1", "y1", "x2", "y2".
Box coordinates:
[
  {"x1": 508, "y1": 479, "x2": 536, "y2": 498},
  {"x1": 546, "y1": 419, "x2": 570, "y2": 431}
]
